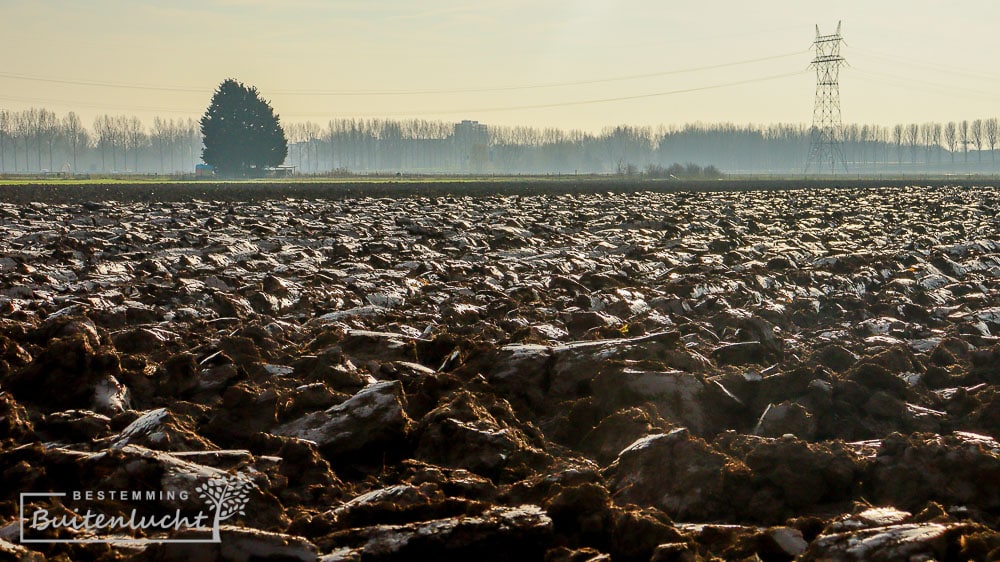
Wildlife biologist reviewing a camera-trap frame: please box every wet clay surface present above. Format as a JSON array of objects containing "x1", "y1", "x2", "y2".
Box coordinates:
[{"x1": 3, "y1": 185, "x2": 1000, "y2": 560}]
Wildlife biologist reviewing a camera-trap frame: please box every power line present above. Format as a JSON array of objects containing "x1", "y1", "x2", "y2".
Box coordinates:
[
  {"x1": 0, "y1": 50, "x2": 807, "y2": 97},
  {"x1": 280, "y1": 71, "x2": 808, "y2": 118},
  {"x1": 852, "y1": 68, "x2": 1000, "y2": 101},
  {"x1": 0, "y1": 72, "x2": 208, "y2": 93},
  {"x1": 270, "y1": 51, "x2": 810, "y2": 95},
  {"x1": 0, "y1": 94, "x2": 198, "y2": 115},
  {"x1": 848, "y1": 47, "x2": 1000, "y2": 83},
  {"x1": 0, "y1": 66, "x2": 809, "y2": 119}
]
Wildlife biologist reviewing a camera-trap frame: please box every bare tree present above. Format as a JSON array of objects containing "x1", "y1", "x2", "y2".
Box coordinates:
[
  {"x1": 9, "y1": 113, "x2": 21, "y2": 171},
  {"x1": 985, "y1": 118, "x2": 999, "y2": 171},
  {"x1": 918, "y1": 123, "x2": 934, "y2": 166},
  {"x1": 14, "y1": 111, "x2": 35, "y2": 172},
  {"x1": 93, "y1": 115, "x2": 113, "y2": 171},
  {"x1": 62, "y1": 112, "x2": 84, "y2": 172},
  {"x1": 112, "y1": 115, "x2": 128, "y2": 171},
  {"x1": 124, "y1": 117, "x2": 145, "y2": 172},
  {"x1": 301, "y1": 121, "x2": 322, "y2": 172},
  {"x1": 959, "y1": 120, "x2": 970, "y2": 165},
  {"x1": 151, "y1": 117, "x2": 170, "y2": 173},
  {"x1": 22, "y1": 108, "x2": 56, "y2": 171},
  {"x1": 971, "y1": 119, "x2": 984, "y2": 164},
  {"x1": 285, "y1": 123, "x2": 302, "y2": 170},
  {"x1": 843, "y1": 123, "x2": 860, "y2": 168},
  {"x1": 905, "y1": 123, "x2": 919, "y2": 167},
  {"x1": 183, "y1": 118, "x2": 201, "y2": 170},
  {"x1": 168, "y1": 118, "x2": 181, "y2": 172},
  {"x1": 37, "y1": 109, "x2": 58, "y2": 171},
  {"x1": 326, "y1": 120, "x2": 345, "y2": 170},
  {"x1": 944, "y1": 121, "x2": 958, "y2": 165},
  {"x1": 0, "y1": 110, "x2": 8, "y2": 173},
  {"x1": 930, "y1": 122, "x2": 943, "y2": 166},
  {"x1": 892, "y1": 124, "x2": 904, "y2": 169},
  {"x1": 19, "y1": 108, "x2": 41, "y2": 172},
  {"x1": 863, "y1": 124, "x2": 884, "y2": 171}
]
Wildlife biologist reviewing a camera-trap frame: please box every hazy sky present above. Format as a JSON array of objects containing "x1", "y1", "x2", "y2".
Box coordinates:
[{"x1": 3, "y1": 0, "x2": 1000, "y2": 131}]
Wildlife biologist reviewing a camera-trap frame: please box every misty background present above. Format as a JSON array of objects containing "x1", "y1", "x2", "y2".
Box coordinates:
[
  {"x1": 0, "y1": 109, "x2": 998, "y2": 176},
  {"x1": 5, "y1": 2, "x2": 1000, "y2": 176}
]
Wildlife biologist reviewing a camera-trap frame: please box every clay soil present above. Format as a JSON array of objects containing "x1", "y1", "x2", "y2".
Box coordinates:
[{"x1": 2, "y1": 181, "x2": 1000, "y2": 560}]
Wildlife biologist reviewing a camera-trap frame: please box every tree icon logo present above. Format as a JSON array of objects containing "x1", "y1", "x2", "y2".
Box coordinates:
[{"x1": 195, "y1": 475, "x2": 253, "y2": 542}]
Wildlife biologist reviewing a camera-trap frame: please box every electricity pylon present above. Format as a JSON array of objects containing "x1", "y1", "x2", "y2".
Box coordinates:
[{"x1": 805, "y1": 21, "x2": 848, "y2": 174}]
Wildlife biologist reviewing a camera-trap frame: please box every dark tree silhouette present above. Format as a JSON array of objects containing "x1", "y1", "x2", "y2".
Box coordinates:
[{"x1": 200, "y1": 79, "x2": 287, "y2": 177}]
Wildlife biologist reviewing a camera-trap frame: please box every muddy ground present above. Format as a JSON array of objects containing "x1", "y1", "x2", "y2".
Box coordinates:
[{"x1": 2, "y1": 183, "x2": 1000, "y2": 560}]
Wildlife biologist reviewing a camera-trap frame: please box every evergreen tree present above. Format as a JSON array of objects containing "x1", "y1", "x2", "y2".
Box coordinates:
[{"x1": 200, "y1": 79, "x2": 287, "y2": 177}]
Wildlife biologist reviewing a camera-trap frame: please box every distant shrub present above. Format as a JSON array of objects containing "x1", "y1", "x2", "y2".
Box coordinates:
[
  {"x1": 644, "y1": 163, "x2": 723, "y2": 179},
  {"x1": 702, "y1": 165, "x2": 722, "y2": 178}
]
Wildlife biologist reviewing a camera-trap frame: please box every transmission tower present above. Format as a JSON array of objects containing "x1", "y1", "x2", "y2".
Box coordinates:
[{"x1": 805, "y1": 21, "x2": 847, "y2": 174}]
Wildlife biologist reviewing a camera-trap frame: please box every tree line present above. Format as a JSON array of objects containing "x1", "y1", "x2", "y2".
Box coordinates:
[
  {"x1": 286, "y1": 118, "x2": 1000, "y2": 175},
  {"x1": 3, "y1": 106, "x2": 1000, "y2": 175},
  {"x1": 0, "y1": 108, "x2": 201, "y2": 174}
]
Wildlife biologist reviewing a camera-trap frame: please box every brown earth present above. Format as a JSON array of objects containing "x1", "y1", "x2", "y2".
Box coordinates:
[{"x1": 1, "y1": 183, "x2": 1000, "y2": 560}]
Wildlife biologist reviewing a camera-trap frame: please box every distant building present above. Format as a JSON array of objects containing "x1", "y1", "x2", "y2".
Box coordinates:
[
  {"x1": 195, "y1": 163, "x2": 215, "y2": 177},
  {"x1": 453, "y1": 120, "x2": 489, "y2": 173}
]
